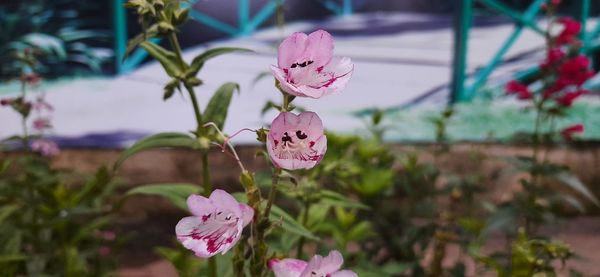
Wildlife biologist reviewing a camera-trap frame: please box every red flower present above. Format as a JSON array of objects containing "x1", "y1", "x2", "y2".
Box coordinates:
[
  {"x1": 540, "y1": 48, "x2": 565, "y2": 69},
  {"x1": 555, "y1": 17, "x2": 581, "y2": 46},
  {"x1": 560, "y1": 124, "x2": 584, "y2": 140},
  {"x1": 555, "y1": 90, "x2": 586, "y2": 107},
  {"x1": 558, "y1": 55, "x2": 594, "y2": 86},
  {"x1": 505, "y1": 80, "x2": 533, "y2": 100}
]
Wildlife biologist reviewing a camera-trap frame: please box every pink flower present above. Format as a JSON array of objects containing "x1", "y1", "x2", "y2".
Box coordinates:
[
  {"x1": 33, "y1": 96, "x2": 54, "y2": 112},
  {"x1": 33, "y1": 118, "x2": 52, "y2": 131},
  {"x1": 560, "y1": 124, "x2": 584, "y2": 140},
  {"x1": 555, "y1": 17, "x2": 581, "y2": 46},
  {"x1": 175, "y1": 189, "x2": 254, "y2": 258},
  {"x1": 505, "y1": 80, "x2": 533, "y2": 100},
  {"x1": 271, "y1": 30, "x2": 354, "y2": 99},
  {"x1": 30, "y1": 139, "x2": 60, "y2": 157},
  {"x1": 269, "y1": 250, "x2": 357, "y2": 277},
  {"x1": 267, "y1": 112, "x2": 327, "y2": 170}
]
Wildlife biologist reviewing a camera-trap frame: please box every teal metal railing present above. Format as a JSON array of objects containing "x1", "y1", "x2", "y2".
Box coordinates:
[
  {"x1": 113, "y1": 0, "x2": 353, "y2": 74},
  {"x1": 451, "y1": 0, "x2": 600, "y2": 103}
]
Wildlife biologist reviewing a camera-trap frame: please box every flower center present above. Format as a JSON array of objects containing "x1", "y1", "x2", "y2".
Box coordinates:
[{"x1": 272, "y1": 130, "x2": 320, "y2": 162}]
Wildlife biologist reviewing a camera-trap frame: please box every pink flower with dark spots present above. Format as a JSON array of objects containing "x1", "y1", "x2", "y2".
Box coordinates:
[
  {"x1": 30, "y1": 139, "x2": 60, "y2": 157},
  {"x1": 555, "y1": 17, "x2": 581, "y2": 46},
  {"x1": 561, "y1": 124, "x2": 584, "y2": 140},
  {"x1": 175, "y1": 190, "x2": 254, "y2": 258},
  {"x1": 505, "y1": 80, "x2": 533, "y2": 100},
  {"x1": 271, "y1": 30, "x2": 354, "y2": 99},
  {"x1": 267, "y1": 112, "x2": 327, "y2": 170},
  {"x1": 269, "y1": 250, "x2": 357, "y2": 277}
]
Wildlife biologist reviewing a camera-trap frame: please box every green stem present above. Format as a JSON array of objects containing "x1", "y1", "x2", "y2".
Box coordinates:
[
  {"x1": 208, "y1": 257, "x2": 217, "y2": 277},
  {"x1": 184, "y1": 84, "x2": 204, "y2": 134},
  {"x1": 282, "y1": 93, "x2": 295, "y2": 112},
  {"x1": 20, "y1": 81, "x2": 29, "y2": 149},
  {"x1": 168, "y1": 32, "x2": 186, "y2": 69},
  {"x1": 201, "y1": 152, "x2": 212, "y2": 195},
  {"x1": 263, "y1": 168, "x2": 281, "y2": 218}
]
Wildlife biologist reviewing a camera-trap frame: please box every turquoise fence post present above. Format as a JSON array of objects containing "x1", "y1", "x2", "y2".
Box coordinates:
[
  {"x1": 113, "y1": 0, "x2": 127, "y2": 74},
  {"x1": 450, "y1": 0, "x2": 473, "y2": 103},
  {"x1": 342, "y1": 0, "x2": 353, "y2": 16},
  {"x1": 580, "y1": 0, "x2": 590, "y2": 53},
  {"x1": 463, "y1": 0, "x2": 545, "y2": 100},
  {"x1": 239, "y1": 0, "x2": 251, "y2": 35}
]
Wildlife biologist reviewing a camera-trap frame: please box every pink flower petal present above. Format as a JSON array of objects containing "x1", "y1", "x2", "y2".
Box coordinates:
[
  {"x1": 278, "y1": 32, "x2": 309, "y2": 69},
  {"x1": 239, "y1": 203, "x2": 254, "y2": 227},
  {"x1": 175, "y1": 215, "x2": 241, "y2": 258},
  {"x1": 210, "y1": 189, "x2": 243, "y2": 217},
  {"x1": 305, "y1": 29, "x2": 334, "y2": 68},
  {"x1": 301, "y1": 250, "x2": 344, "y2": 276},
  {"x1": 186, "y1": 194, "x2": 212, "y2": 217},
  {"x1": 270, "y1": 258, "x2": 308, "y2": 277}
]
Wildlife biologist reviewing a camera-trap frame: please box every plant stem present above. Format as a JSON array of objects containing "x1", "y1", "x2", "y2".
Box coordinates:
[
  {"x1": 263, "y1": 168, "x2": 281, "y2": 218},
  {"x1": 168, "y1": 32, "x2": 186, "y2": 69},
  {"x1": 208, "y1": 257, "x2": 217, "y2": 277},
  {"x1": 201, "y1": 152, "x2": 212, "y2": 195},
  {"x1": 184, "y1": 84, "x2": 204, "y2": 135},
  {"x1": 20, "y1": 81, "x2": 29, "y2": 149}
]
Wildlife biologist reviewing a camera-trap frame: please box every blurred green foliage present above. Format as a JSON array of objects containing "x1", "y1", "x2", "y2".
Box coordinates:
[{"x1": 0, "y1": 156, "x2": 119, "y2": 276}]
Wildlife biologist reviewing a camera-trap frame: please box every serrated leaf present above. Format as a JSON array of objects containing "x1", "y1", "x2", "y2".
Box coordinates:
[
  {"x1": 126, "y1": 183, "x2": 202, "y2": 210},
  {"x1": 140, "y1": 41, "x2": 182, "y2": 77},
  {"x1": 203, "y1": 82, "x2": 239, "y2": 130},
  {"x1": 187, "y1": 47, "x2": 253, "y2": 76},
  {"x1": 114, "y1": 132, "x2": 200, "y2": 169}
]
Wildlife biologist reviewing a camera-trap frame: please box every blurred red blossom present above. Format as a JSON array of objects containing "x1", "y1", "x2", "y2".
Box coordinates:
[
  {"x1": 560, "y1": 124, "x2": 584, "y2": 140},
  {"x1": 505, "y1": 80, "x2": 533, "y2": 100},
  {"x1": 555, "y1": 17, "x2": 581, "y2": 46}
]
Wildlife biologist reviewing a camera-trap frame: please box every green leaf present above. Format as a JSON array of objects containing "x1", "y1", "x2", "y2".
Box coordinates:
[
  {"x1": 126, "y1": 183, "x2": 202, "y2": 210},
  {"x1": 0, "y1": 205, "x2": 18, "y2": 225},
  {"x1": 270, "y1": 205, "x2": 319, "y2": 241},
  {"x1": 19, "y1": 33, "x2": 66, "y2": 60},
  {"x1": 0, "y1": 255, "x2": 26, "y2": 263},
  {"x1": 139, "y1": 41, "x2": 183, "y2": 77},
  {"x1": 164, "y1": 78, "x2": 181, "y2": 100},
  {"x1": 555, "y1": 172, "x2": 600, "y2": 207},
  {"x1": 319, "y1": 190, "x2": 370, "y2": 210},
  {"x1": 187, "y1": 47, "x2": 253, "y2": 76},
  {"x1": 203, "y1": 82, "x2": 240, "y2": 129},
  {"x1": 114, "y1": 132, "x2": 200, "y2": 169},
  {"x1": 124, "y1": 24, "x2": 160, "y2": 60}
]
